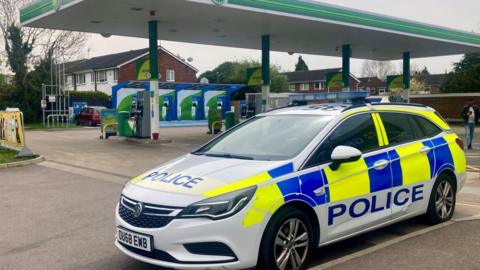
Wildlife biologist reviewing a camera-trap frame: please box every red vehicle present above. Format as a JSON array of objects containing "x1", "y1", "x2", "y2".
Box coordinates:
[{"x1": 75, "y1": 106, "x2": 106, "y2": 126}]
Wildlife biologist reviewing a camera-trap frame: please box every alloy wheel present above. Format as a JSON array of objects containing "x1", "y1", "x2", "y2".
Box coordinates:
[
  {"x1": 435, "y1": 181, "x2": 454, "y2": 220},
  {"x1": 274, "y1": 218, "x2": 309, "y2": 270}
]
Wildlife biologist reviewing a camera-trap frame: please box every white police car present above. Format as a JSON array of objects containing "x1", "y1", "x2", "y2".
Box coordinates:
[{"x1": 115, "y1": 103, "x2": 466, "y2": 270}]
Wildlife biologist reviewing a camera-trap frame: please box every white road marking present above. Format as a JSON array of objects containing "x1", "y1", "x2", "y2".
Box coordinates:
[
  {"x1": 457, "y1": 203, "x2": 480, "y2": 208},
  {"x1": 309, "y1": 222, "x2": 454, "y2": 270}
]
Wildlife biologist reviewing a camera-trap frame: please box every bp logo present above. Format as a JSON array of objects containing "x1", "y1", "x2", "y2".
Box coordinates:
[{"x1": 211, "y1": 0, "x2": 227, "y2": 5}]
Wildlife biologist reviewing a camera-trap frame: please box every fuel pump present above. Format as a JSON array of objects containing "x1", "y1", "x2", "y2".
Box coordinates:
[
  {"x1": 162, "y1": 100, "x2": 169, "y2": 121},
  {"x1": 177, "y1": 103, "x2": 182, "y2": 120},
  {"x1": 192, "y1": 101, "x2": 198, "y2": 120},
  {"x1": 133, "y1": 91, "x2": 151, "y2": 138},
  {"x1": 217, "y1": 97, "x2": 225, "y2": 118}
]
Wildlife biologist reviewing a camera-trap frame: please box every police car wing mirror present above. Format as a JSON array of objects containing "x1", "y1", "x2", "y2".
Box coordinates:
[{"x1": 330, "y1": 146, "x2": 362, "y2": 171}]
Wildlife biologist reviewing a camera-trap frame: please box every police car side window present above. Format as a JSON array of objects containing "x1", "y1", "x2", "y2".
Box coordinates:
[
  {"x1": 414, "y1": 116, "x2": 442, "y2": 138},
  {"x1": 305, "y1": 114, "x2": 379, "y2": 168},
  {"x1": 380, "y1": 113, "x2": 422, "y2": 145}
]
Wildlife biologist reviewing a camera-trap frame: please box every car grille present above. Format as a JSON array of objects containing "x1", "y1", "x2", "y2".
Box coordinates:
[
  {"x1": 118, "y1": 195, "x2": 182, "y2": 229},
  {"x1": 119, "y1": 242, "x2": 238, "y2": 264},
  {"x1": 184, "y1": 242, "x2": 237, "y2": 258}
]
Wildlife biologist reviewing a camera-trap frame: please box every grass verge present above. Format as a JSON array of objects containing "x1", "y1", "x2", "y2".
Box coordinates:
[{"x1": 0, "y1": 148, "x2": 34, "y2": 164}]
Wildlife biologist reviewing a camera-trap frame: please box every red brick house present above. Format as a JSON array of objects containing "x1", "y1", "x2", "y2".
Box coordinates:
[
  {"x1": 358, "y1": 77, "x2": 387, "y2": 95},
  {"x1": 64, "y1": 47, "x2": 198, "y2": 96},
  {"x1": 284, "y1": 68, "x2": 361, "y2": 92}
]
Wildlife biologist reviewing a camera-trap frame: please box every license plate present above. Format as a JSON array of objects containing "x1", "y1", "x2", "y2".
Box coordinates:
[{"x1": 117, "y1": 227, "x2": 153, "y2": 252}]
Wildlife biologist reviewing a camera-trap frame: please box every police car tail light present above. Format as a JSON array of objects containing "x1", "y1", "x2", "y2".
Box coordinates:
[
  {"x1": 456, "y1": 138, "x2": 464, "y2": 150},
  {"x1": 179, "y1": 186, "x2": 257, "y2": 220}
]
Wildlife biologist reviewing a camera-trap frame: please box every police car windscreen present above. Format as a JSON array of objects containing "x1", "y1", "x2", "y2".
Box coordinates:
[{"x1": 194, "y1": 115, "x2": 333, "y2": 161}]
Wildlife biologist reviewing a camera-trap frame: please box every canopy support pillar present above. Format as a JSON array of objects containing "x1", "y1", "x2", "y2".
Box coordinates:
[
  {"x1": 262, "y1": 35, "x2": 270, "y2": 112},
  {"x1": 403, "y1": 51, "x2": 411, "y2": 103},
  {"x1": 342, "y1": 44, "x2": 351, "y2": 91},
  {"x1": 149, "y1": 20, "x2": 160, "y2": 139}
]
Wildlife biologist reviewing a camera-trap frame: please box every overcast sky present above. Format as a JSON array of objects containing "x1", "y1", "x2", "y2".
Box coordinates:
[{"x1": 85, "y1": 0, "x2": 480, "y2": 76}]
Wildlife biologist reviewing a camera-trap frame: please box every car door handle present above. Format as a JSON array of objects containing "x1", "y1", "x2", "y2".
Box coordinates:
[
  {"x1": 420, "y1": 146, "x2": 432, "y2": 154},
  {"x1": 314, "y1": 187, "x2": 325, "y2": 196},
  {"x1": 373, "y1": 159, "x2": 390, "y2": 170}
]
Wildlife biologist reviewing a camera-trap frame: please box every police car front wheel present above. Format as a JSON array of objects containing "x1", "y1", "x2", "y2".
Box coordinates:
[
  {"x1": 426, "y1": 175, "x2": 456, "y2": 225},
  {"x1": 258, "y1": 206, "x2": 314, "y2": 270}
]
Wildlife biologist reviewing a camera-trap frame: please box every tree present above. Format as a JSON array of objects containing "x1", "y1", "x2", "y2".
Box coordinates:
[
  {"x1": 420, "y1": 66, "x2": 430, "y2": 75},
  {"x1": 409, "y1": 78, "x2": 426, "y2": 94},
  {"x1": 0, "y1": 0, "x2": 87, "y2": 122},
  {"x1": 441, "y1": 53, "x2": 480, "y2": 93},
  {"x1": 198, "y1": 60, "x2": 290, "y2": 93},
  {"x1": 0, "y1": 0, "x2": 88, "y2": 67},
  {"x1": 295, "y1": 56, "x2": 309, "y2": 71},
  {"x1": 5, "y1": 25, "x2": 35, "y2": 115},
  {"x1": 361, "y1": 60, "x2": 396, "y2": 81}
]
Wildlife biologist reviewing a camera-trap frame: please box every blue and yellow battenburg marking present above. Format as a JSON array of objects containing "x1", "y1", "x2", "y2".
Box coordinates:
[
  {"x1": 239, "y1": 135, "x2": 463, "y2": 228},
  {"x1": 132, "y1": 110, "x2": 464, "y2": 227},
  {"x1": 328, "y1": 184, "x2": 425, "y2": 225},
  {"x1": 234, "y1": 163, "x2": 295, "y2": 227}
]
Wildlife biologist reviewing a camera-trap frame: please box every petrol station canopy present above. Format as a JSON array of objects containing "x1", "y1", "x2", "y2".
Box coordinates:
[{"x1": 21, "y1": 0, "x2": 480, "y2": 61}]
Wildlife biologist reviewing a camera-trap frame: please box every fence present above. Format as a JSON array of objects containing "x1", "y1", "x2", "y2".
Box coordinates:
[{"x1": 410, "y1": 93, "x2": 480, "y2": 121}]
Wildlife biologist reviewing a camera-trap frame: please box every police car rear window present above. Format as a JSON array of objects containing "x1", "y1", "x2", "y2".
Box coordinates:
[
  {"x1": 414, "y1": 116, "x2": 442, "y2": 138},
  {"x1": 379, "y1": 113, "x2": 423, "y2": 145}
]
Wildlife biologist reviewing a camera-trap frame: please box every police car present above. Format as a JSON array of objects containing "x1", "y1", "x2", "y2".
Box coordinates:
[{"x1": 115, "y1": 103, "x2": 466, "y2": 270}]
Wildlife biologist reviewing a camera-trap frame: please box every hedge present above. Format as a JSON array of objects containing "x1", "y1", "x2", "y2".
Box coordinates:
[{"x1": 67, "y1": 91, "x2": 111, "y2": 108}]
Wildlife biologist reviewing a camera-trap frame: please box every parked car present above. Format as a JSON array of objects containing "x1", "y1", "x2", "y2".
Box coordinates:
[
  {"x1": 75, "y1": 106, "x2": 106, "y2": 126},
  {"x1": 115, "y1": 103, "x2": 466, "y2": 270}
]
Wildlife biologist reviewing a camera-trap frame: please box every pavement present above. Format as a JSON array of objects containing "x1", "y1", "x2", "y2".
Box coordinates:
[{"x1": 0, "y1": 125, "x2": 479, "y2": 270}]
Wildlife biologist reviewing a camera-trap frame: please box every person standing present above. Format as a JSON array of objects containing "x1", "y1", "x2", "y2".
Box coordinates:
[{"x1": 461, "y1": 99, "x2": 479, "y2": 150}]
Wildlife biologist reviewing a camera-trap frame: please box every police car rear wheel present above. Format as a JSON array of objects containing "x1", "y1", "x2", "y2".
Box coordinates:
[
  {"x1": 426, "y1": 175, "x2": 456, "y2": 224},
  {"x1": 258, "y1": 207, "x2": 313, "y2": 270}
]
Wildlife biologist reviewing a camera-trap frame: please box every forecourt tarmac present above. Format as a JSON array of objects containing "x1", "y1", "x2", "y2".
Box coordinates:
[{"x1": 0, "y1": 127, "x2": 478, "y2": 270}]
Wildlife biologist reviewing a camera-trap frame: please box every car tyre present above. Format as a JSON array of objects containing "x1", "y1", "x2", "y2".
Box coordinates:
[
  {"x1": 257, "y1": 206, "x2": 314, "y2": 270},
  {"x1": 425, "y1": 174, "x2": 456, "y2": 225}
]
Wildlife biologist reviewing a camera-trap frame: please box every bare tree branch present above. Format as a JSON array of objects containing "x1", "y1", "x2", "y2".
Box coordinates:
[
  {"x1": 361, "y1": 60, "x2": 397, "y2": 81},
  {"x1": 0, "y1": 0, "x2": 87, "y2": 71}
]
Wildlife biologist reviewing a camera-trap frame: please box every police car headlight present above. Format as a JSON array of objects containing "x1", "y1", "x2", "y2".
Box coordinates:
[{"x1": 179, "y1": 186, "x2": 257, "y2": 220}]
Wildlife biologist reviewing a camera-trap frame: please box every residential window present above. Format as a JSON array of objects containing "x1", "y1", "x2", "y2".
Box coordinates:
[
  {"x1": 65, "y1": 75, "x2": 73, "y2": 86},
  {"x1": 314, "y1": 82, "x2": 322, "y2": 90},
  {"x1": 300, "y1": 83, "x2": 310, "y2": 91},
  {"x1": 166, "y1": 69, "x2": 175, "y2": 82},
  {"x1": 96, "y1": 71, "x2": 107, "y2": 83},
  {"x1": 76, "y1": 73, "x2": 86, "y2": 85},
  {"x1": 289, "y1": 84, "x2": 296, "y2": 91},
  {"x1": 113, "y1": 69, "x2": 119, "y2": 82}
]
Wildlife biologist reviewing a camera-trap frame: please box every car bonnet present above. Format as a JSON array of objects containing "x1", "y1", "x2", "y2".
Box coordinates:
[{"x1": 127, "y1": 154, "x2": 295, "y2": 198}]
